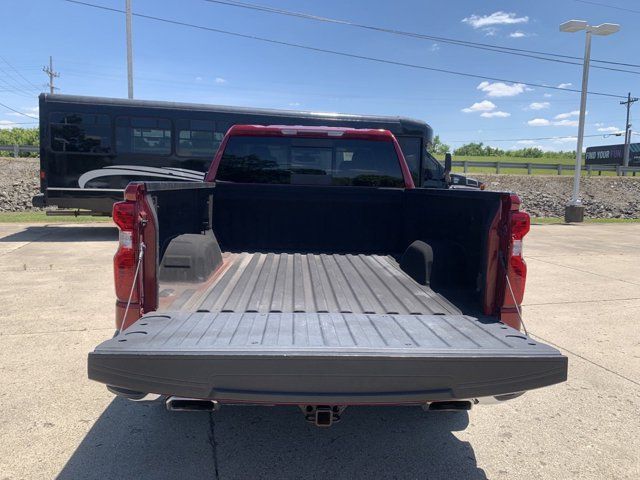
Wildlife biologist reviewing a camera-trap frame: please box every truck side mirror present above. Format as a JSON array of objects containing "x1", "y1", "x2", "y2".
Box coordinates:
[{"x1": 444, "y1": 153, "x2": 452, "y2": 183}]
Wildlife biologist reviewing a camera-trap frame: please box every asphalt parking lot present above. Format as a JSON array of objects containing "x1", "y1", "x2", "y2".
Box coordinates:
[{"x1": 0, "y1": 222, "x2": 638, "y2": 480}]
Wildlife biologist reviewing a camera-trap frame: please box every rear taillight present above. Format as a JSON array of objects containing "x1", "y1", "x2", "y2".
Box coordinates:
[
  {"x1": 113, "y1": 184, "x2": 144, "y2": 330},
  {"x1": 501, "y1": 194, "x2": 530, "y2": 329}
]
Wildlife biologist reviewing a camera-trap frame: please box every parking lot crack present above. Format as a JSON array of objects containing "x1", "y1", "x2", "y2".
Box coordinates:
[
  {"x1": 208, "y1": 412, "x2": 221, "y2": 480},
  {"x1": 530, "y1": 332, "x2": 640, "y2": 389},
  {"x1": 528, "y1": 257, "x2": 640, "y2": 287}
]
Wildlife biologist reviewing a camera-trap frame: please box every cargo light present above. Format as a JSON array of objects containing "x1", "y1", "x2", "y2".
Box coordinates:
[{"x1": 280, "y1": 128, "x2": 345, "y2": 137}]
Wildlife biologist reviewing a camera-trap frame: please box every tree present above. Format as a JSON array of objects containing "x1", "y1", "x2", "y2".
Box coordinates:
[
  {"x1": 428, "y1": 135, "x2": 450, "y2": 155},
  {"x1": 504, "y1": 147, "x2": 544, "y2": 158},
  {"x1": 453, "y1": 142, "x2": 486, "y2": 156},
  {"x1": 0, "y1": 127, "x2": 39, "y2": 157}
]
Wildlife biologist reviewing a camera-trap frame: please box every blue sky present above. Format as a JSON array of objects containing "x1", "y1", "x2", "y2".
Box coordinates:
[{"x1": 1, "y1": 0, "x2": 639, "y2": 151}]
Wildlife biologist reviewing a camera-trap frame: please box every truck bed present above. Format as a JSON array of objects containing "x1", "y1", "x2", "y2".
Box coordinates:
[
  {"x1": 159, "y1": 252, "x2": 460, "y2": 316},
  {"x1": 89, "y1": 252, "x2": 567, "y2": 404}
]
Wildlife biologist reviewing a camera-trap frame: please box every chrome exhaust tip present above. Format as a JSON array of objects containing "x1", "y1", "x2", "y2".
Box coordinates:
[{"x1": 165, "y1": 396, "x2": 219, "y2": 412}]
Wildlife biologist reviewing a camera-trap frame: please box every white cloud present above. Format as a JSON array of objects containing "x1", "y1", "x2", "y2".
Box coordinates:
[
  {"x1": 477, "y1": 81, "x2": 526, "y2": 97},
  {"x1": 509, "y1": 31, "x2": 527, "y2": 38},
  {"x1": 462, "y1": 11, "x2": 529, "y2": 29},
  {"x1": 483, "y1": 27, "x2": 498, "y2": 36},
  {"x1": 554, "y1": 119, "x2": 579, "y2": 127},
  {"x1": 462, "y1": 100, "x2": 497, "y2": 113},
  {"x1": 516, "y1": 140, "x2": 536, "y2": 145},
  {"x1": 288, "y1": 102, "x2": 301, "y2": 107},
  {"x1": 557, "y1": 83, "x2": 572, "y2": 89},
  {"x1": 430, "y1": 43, "x2": 440, "y2": 52},
  {"x1": 528, "y1": 118, "x2": 551, "y2": 126},
  {"x1": 7, "y1": 106, "x2": 38, "y2": 118},
  {"x1": 597, "y1": 126, "x2": 621, "y2": 133},
  {"x1": 0, "y1": 120, "x2": 20, "y2": 130},
  {"x1": 554, "y1": 110, "x2": 580, "y2": 120},
  {"x1": 543, "y1": 93, "x2": 553, "y2": 98},
  {"x1": 214, "y1": 77, "x2": 227, "y2": 84},
  {"x1": 552, "y1": 136, "x2": 577, "y2": 144},
  {"x1": 529, "y1": 102, "x2": 550, "y2": 110},
  {"x1": 594, "y1": 122, "x2": 604, "y2": 127},
  {"x1": 195, "y1": 76, "x2": 203, "y2": 81},
  {"x1": 480, "y1": 111, "x2": 511, "y2": 118}
]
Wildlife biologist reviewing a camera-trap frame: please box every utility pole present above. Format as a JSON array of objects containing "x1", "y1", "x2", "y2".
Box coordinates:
[
  {"x1": 126, "y1": 0, "x2": 134, "y2": 99},
  {"x1": 620, "y1": 92, "x2": 638, "y2": 167},
  {"x1": 42, "y1": 56, "x2": 59, "y2": 94}
]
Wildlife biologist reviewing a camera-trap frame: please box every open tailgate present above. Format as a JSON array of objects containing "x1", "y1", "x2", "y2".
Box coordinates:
[{"x1": 89, "y1": 312, "x2": 567, "y2": 404}]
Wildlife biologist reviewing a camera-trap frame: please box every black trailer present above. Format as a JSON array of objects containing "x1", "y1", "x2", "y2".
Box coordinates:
[{"x1": 35, "y1": 94, "x2": 448, "y2": 214}]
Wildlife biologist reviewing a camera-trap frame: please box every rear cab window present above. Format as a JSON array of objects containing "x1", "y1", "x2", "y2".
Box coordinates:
[{"x1": 216, "y1": 136, "x2": 405, "y2": 187}]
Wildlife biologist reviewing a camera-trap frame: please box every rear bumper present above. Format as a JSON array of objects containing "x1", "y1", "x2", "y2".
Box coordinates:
[
  {"x1": 91, "y1": 353, "x2": 565, "y2": 405},
  {"x1": 88, "y1": 312, "x2": 567, "y2": 405}
]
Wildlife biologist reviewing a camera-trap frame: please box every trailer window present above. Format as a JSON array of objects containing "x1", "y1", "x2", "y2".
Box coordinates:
[
  {"x1": 50, "y1": 113, "x2": 112, "y2": 154},
  {"x1": 116, "y1": 117, "x2": 172, "y2": 155},
  {"x1": 217, "y1": 136, "x2": 404, "y2": 187},
  {"x1": 177, "y1": 119, "x2": 225, "y2": 157}
]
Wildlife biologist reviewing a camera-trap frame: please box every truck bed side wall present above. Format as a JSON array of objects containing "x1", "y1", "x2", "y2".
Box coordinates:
[{"x1": 144, "y1": 183, "x2": 503, "y2": 315}]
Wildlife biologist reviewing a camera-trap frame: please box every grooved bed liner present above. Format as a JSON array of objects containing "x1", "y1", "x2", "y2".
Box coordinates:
[
  {"x1": 89, "y1": 312, "x2": 568, "y2": 403},
  {"x1": 162, "y1": 252, "x2": 460, "y2": 316}
]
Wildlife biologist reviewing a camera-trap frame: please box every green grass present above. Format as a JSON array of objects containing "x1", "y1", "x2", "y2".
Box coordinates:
[
  {"x1": 0, "y1": 211, "x2": 112, "y2": 223},
  {"x1": 531, "y1": 217, "x2": 640, "y2": 225},
  {"x1": 441, "y1": 155, "x2": 576, "y2": 165},
  {"x1": 432, "y1": 154, "x2": 621, "y2": 176}
]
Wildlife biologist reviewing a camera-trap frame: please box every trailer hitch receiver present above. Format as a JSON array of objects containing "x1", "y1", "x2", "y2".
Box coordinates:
[{"x1": 300, "y1": 405, "x2": 346, "y2": 427}]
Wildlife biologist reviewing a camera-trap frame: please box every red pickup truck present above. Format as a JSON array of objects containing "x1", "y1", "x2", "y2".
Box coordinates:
[{"x1": 88, "y1": 125, "x2": 567, "y2": 426}]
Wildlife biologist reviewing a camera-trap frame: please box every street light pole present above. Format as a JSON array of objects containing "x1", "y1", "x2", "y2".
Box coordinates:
[
  {"x1": 570, "y1": 29, "x2": 591, "y2": 207},
  {"x1": 126, "y1": 0, "x2": 134, "y2": 99},
  {"x1": 559, "y1": 20, "x2": 620, "y2": 222}
]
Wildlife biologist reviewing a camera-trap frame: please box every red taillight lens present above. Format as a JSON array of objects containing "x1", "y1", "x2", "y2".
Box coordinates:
[
  {"x1": 511, "y1": 211, "x2": 531, "y2": 241},
  {"x1": 112, "y1": 183, "x2": 146, "y2": 330},
  {"x1": 113, "y1": 201, "x2": 135, "y2": 231},
  {"x1": 113, "y1": 199, "x2": 139, "y2": 313},
  {"x1": 501, "y1": 194, "x2": 530, "y2": 330},
  {"x1": 114, "y1": 244, "x2": 138, "y2": 302}
]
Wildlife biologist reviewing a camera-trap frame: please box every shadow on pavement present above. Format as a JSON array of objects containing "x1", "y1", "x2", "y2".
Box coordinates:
[
  {"x1": 0, "y1": 225, "x2": 117, "y2": 243},
  {"x1": 58, "y1": 398, "x2": 486, "y2": 480}
]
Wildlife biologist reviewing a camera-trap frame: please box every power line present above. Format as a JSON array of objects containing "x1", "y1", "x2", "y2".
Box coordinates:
[
  {"x1": 448, "y1": 133, "x2": 609, "y2": 143},
  {"x1": 0, "y1": 101, "x2": 39, "y2": 119},
  {"x1": 203, "y1": 0, "x2": 640, "y2": 73},
  {"x1": 0, "y1": 56, "x2": 42, "y2": 91},
  {"x1": 0, "y1": 77, "x2": 36, "y2": 99},
  {"x1": 0, "y1": 66, "x2": 40, "y2": 96},
  {"x1": 572, "y1": 0, "x2": 640, "y2": 14},
  {"x1": 63, "y1": 0, "x2": 627, "y2": 99}
]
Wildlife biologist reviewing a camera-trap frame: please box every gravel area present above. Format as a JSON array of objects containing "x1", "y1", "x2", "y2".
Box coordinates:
[
  {"x1": 1, "y1": 158, "x2": 639, "y2": 218},
  {"x1": 476, "y1": 174, "x2": 640, "y2": 218},
  {"x1": 0, "y1": 157, "x2": 42, "y2": 212}
]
